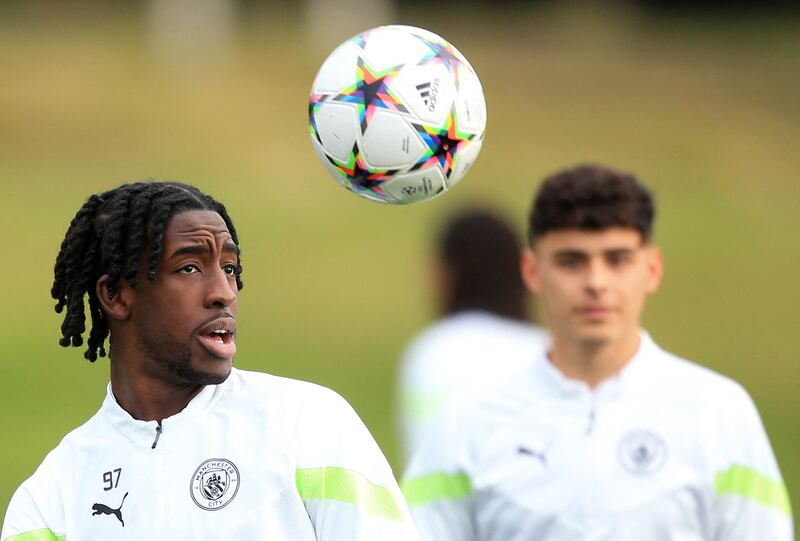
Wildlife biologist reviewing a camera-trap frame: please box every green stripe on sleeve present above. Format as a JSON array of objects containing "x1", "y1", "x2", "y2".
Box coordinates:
[
  {"x1": 403, "y1": 389, "x2": 453, "y2": 421},
  {"x1": 295, "y1": 467, "x2": 404, "y2": 521},
  {"x1": 401, "y1": 471, "x2": 472, "y2": 506},
  {"x1": 3, "y1": 529, "x2": 66, "y2": 541},
  {"x1": 714, "y1": 465, "x2": 792, "y2": 516}
]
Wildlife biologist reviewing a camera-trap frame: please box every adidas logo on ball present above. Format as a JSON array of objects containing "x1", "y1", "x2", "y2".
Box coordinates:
[{"x1": 416, "y1": 78, "x2": 441, "y2": 112}]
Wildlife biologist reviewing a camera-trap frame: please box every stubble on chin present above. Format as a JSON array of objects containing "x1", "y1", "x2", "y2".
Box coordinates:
[
  {"x1": 167, "y1": 355, "x2": 231, "y2": 386},
  {"x1": 140, "y1": 331, "x2": 231, "y2": 386}
]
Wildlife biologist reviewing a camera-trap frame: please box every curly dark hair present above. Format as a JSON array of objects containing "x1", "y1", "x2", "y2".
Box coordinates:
[
  {"x1": 528, "y1": 164, "x2": 655, "y2": 245},
  {"x1": 439, "y1": 208, "x2": 530, "y2": 322},
  {"x1": 51, "y1": 181, "x2": 243, "y2": 362}
]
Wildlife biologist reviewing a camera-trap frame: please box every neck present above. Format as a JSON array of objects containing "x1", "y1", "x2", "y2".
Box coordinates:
[
  {"x1": 548, "y1": 330, "x2": 641, "y2": 389},
  {"x1": 109, "y1": 355, "x2": 204, "y2": 422}
]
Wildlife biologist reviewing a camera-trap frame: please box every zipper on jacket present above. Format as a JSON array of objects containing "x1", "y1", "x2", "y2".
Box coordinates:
[
  {"x1": 585, "y1": 400, "x2": 597, "y2": 436},
  {"x1": 151, "y1": 420, "x2": 163, "y2": 449}
]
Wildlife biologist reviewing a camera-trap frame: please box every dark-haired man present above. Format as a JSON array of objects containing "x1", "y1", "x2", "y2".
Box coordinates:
[
  {"x1": 2, "y1": 182, "x2": 421, "y2": 541},
  {"x1": 402, "y1": 165, "x2": 792, "y2": 540}
]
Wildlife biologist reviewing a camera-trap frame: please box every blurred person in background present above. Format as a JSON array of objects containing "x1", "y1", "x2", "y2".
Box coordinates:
[
  {"x1": 397, "y1": 208, "x2": 547, "y2": 465},
  {"x1": 402, "y1": 164, "x2": 792, "y2": 540},
  {"x1": 1, "y1": 181, "x2": 421, "y2": 541}
]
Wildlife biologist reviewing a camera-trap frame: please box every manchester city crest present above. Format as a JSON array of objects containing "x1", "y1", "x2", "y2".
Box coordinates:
[
  {"x1": 190, "y1": 458, "x2": 240, "y2": 510},
  {"x1": 617, "y1": 430, "x2": 667, "y2": 475}
]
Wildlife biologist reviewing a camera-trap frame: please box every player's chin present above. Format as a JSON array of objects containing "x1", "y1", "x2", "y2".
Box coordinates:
[
  {"x1": 190, "y1": 345, "x2": 234, "y2": 384},
  {"x1": 201, "y1": 364, "x2": 232, "y2": 385},
  {"x1": 166, "y1": 351, "x2": 232, "y2": 386},
  {"x1": 574, "y1": 327, "x2": 615, "y2": 348},
  {"x1": 191, "y1": 358, "x2": 233, "y2": 385}
]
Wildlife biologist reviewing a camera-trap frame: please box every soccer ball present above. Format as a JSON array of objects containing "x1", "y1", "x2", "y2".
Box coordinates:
[{"x1": 308, "y1": 25, "x2": 487, "y2": 204}]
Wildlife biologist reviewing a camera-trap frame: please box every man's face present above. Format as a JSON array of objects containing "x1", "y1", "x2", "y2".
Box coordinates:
[
  {"x1": 522, "y1": 227, "x2": 662, "y2": 350},
  {"x1": 128, "y1": 210, "x2": 239, "y2": 385}
]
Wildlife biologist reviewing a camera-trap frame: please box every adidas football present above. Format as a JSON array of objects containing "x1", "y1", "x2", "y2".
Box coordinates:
[{"x1": 308, "y1": 25, "x2": 487, "y2": 204}]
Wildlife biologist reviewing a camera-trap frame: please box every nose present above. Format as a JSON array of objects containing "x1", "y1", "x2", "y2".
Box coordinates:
[
  {"x1": 204, "y1": 266, "x2": 237, "y2": 308},
  {"x1": 585, "y1": 259, "x2": 609, "y2": 296}
]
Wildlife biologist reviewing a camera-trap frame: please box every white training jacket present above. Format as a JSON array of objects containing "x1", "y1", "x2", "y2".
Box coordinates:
[
  {"x1": 397, "y1": 311, "x2": 547, "y2": 464},
  {"x1": 2, "y1": 368, "x2": 421, "y2": 541},
  {"x1": 402, "y1": 332, "x2": 793, "y2": 540}
]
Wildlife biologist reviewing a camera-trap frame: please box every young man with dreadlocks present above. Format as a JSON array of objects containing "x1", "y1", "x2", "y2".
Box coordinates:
[
  {"x1": 1, "y1": 182, "x2": 421, "y2": 541},
  {"x1": 402, "y1": 165, "x2": 792, "y2": 540}
]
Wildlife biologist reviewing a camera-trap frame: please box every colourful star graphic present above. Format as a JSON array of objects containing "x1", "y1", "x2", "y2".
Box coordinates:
[
  {"x1": 308, "y1": 92, "x2": 328, "y2": 145},
  {"x1": 410, "y1": 108, "x2": 477, "y2": 178},
  {"x1": 322, "y1": 143, "x2": 397, "y2": 195},
  {"x1": 411, "y1": 34, "x2": 464, "y2": 81},
  {"x1": 329, "y1": 56, "x2": 409, "y2": 134}
]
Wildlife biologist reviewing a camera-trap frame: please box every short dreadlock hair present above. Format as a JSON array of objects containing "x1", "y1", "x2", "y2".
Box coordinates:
[
  {"x1": 51, "y1": 181, "x2": 243, "y2": 362},
  {"x1": 528, "y1": 164, "x2": 655, "y2": 245}
]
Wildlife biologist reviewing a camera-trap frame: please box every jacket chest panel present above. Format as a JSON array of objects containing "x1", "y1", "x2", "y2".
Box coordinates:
[
  {"x1": 68, "y1": 426, "x2": 300, "y2": 540},
  {"x1": 470, "y1": 403, "x2": 712, "y2": 535}
]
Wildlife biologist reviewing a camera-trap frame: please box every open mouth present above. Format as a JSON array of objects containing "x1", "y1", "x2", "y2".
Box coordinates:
[{"x1": 196, "y1": 319, "x2": 236, "y2": 359}]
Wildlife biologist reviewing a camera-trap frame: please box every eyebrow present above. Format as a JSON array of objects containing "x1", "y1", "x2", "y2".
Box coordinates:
[
  {"x1": 603, "y1": 247, "x2": 636, "y2": 257},
  {"x1": 170, "y1": 242, "x2": 240, "y2": 259},
  {"x1": 223, "y1": 241, "x2": 240, "y2": 256},
  {"x1": 552, "y1": 247, "x2": 636, "y2": 259},
  {"x1": 553, "y1": 250, "x2": 587, "y2": 259}
]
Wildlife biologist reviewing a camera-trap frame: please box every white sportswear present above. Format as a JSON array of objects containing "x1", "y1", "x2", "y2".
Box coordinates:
[
  {"x1": 2, "y1": 368, "x2": 421, "y2": 541},
  {"x1": 397, "y1": 310, "x2": 547, "y2": 464},
  {"x1": 402, "y1": 332, "x2": 793, "y2": 540}
]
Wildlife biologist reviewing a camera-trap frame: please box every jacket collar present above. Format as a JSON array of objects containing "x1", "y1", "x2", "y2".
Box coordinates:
[
  {"x1": 101, "y1": 368, "x2": 233, "y2": 448},
  {"x1": 533, "y1": 331, "x2": 662, "y2": 402}
]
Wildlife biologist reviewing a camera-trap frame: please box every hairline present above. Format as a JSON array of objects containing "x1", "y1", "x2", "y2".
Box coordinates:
[{"x1": 528, "y1": 225, "x2": 652, "y2": 249}]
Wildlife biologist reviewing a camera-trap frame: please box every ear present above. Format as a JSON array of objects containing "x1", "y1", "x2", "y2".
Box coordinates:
[
  {"x1": 96, "y1": 275, "x2": 133, "y2": 321},
  {"x1": 520, "y1": 248, "x2": 543, "y2": 295},
  {"x1": 644, "y1": 246, "x2": 663, "y2": 294}
]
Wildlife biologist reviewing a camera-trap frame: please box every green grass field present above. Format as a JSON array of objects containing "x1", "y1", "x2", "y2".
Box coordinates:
[{"x1": 1, "y1": 4, "x2": 798, "y2": 522}]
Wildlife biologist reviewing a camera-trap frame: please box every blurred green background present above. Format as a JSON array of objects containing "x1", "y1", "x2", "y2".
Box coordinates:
[{"x1": 1, "y1": 0, "x2": 798, "y2": 522}]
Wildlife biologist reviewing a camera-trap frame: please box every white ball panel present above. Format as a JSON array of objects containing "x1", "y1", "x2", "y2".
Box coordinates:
[
  {"x1": 357, "y1": 188, "x2": 392, "y2": 204},
  {"x1": 454, "y1": 67, "x2": 487, "y2": 134},
  {"x1": 389, "y1": 25, "x2": 470, "y2": 66},
  {"x1": 361, "y1": 110, "x2": 426, "y2": 169},
  {"x1": 309, "y1": 135, "x2": 347, "y2": 189},
  {"x1": 313, "y1": 102, "x2": 359, "y2": 163},
  {"x1": 361, "y1": 27, "x2": 431, "y2": 72},
  {"x1": 313, "y1": 41, "x2": 360, "y2": 93},
  {"x1": 446, "y1": 139, "x2": 482, "y2": 188},
  {"x1": 392, "y1": 63, "x2": 456, "y2": 128},
  {"x1": 382, "y1": 166, "x2": 446, "y2": 204}
]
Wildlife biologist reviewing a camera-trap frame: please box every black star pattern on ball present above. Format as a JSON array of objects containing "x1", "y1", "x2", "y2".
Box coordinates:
[
  {"x1": 325, "y1": 143, "x2": 397, "y2": 190},
  {"x1": 410, "y1": 112, "x2": 475, "y2": 178},
  {"x1": 330, "y1": 56, "x2": 408, "y2": 134},
  {"x1": 349, "y1": 156, "x2": 381, "y2": 190},
  {"x1": 416, "y1": 38, "x2": 464, "y2": 80},
  {"x1": 433, "y1": 132, "x2": 462, "y2": 177}
]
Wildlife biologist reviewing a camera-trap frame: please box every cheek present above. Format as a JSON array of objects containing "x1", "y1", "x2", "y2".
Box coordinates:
[
  {"x1": 139, "y1": 284, "x2": 192, "y2": 326},
  {"x1": 620, "y1": 272, "x2": 651, "y2": 308},
  {"x1": 539, "y1": 277, "x2": 574, "y2": 312}
]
